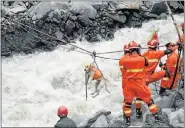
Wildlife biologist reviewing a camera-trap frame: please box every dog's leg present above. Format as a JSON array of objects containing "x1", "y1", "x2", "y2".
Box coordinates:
[
  {"x1": 91, "y1": 83, "x2": 98, "y2": 95},
  {"x1": 92, "y1": 80, "x2": 101, "y2": 98}
]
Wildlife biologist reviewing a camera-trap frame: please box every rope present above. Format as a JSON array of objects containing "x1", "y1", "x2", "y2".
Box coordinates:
[
  {"x1": 3, "y1": 14, "x2": 92, "y2": 54},
  {"x1": 19, "y1": 25, "x2": 92, "y2": 55},
  {"x1": 91, "y1": 51, "x2": 99, "y2": 69}
]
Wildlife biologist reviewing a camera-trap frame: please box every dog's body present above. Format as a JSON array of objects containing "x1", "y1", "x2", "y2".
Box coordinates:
[{"x1": 84, "y1": 64, "x2": 110, "y2": 98}]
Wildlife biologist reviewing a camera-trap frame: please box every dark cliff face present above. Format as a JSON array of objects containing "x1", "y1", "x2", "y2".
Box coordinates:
[{"x1": 1, "y1": 1, "x2": 184, "y2": 57}]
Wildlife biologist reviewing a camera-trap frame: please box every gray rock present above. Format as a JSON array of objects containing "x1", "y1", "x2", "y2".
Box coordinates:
[
  {"x1": 65, "y1": 20, "x2": 75, "y2": 35},
  {"x1": 26, "y1": 2, "x2": 68, "y2": 20},
  {"x1": 71, "y1": 113, "x2": 88, "y2": 126},
  {"x1": 70, "y1": 3, "x2": 97, "y2": 19},
  {"x1": 143, "y1": 1, "x2": 153, "y2": 8},
  {"x1": 78, "y1": 110, "x2": 111, "y2": 127},
  {"x1": 55, "y1": 31, "x2": 63, "y2": 40},
  {"x1": 142, "y1": 12, "x2": 158, "y2": 19},
  {"x1": 169, "y1": 109, "x2": 184, "y2": 127},
  {"x1": 70, "y1": 15, "x2": 77, "y2": 21},
  {"x1": 92, "y1": 3, "x2": 108, "y2": 11},
  {"x1": 91, "y1": 115, "x2": 108, "y2": 127},
  {"x1": 157, "y1": 13, "x2": 168, "y2": 20},
  {"x1": 108, "y1": 119, "x2": 125, "y2": 127},
  {"x1": 133, "y1": 12, "x2": 142, "y2": 18},
  {"x1": 151, "y1": 1, "x2": 167, "y2": 15},
  {"x1": 169, "y1": 1, "x2": 179, "y2": 10},
  {"x1": 106, "y1": 114, "x2": 114, "y2": 123},
  {"x1": 77, "y1": 15, "x2": 91, "y2": 27}
]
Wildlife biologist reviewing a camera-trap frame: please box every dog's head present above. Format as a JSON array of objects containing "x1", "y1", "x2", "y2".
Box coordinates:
[{"x1": 84, "y1": 64, "x2": 93, "y2": 72}]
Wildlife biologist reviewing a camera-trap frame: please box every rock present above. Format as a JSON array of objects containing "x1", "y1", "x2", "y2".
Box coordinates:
[
  {"x1": 106, "y1": 14, "x2": 127, "y2": 24},
  {"x1": 55, "y1": 31, "x2": 63, "y2": 40},
  {"x1": 168, "y1": 109, "x2": 184, "y2": 127},
  {"x1": 71, "y1": 113, "x2": 88, "y2": 126},
  {"x1": 154, "y1": 90, "x2": 177, "y2": 110},
  {"x1": 91, "y1": 115, "x2": 108, "y2": 127},
  {"x1": 26, "y1": 2, "x2": 68, "y2": 20},
  {"x1": 143, "y1": 1, "x2": 153, "y2": 8},
  {"x1": 1, "y1": 51, "x2": 11, "y2": 57},
  {"x1": 77, "y1": 15, "x2": 91, "y2": 27},
  {"x1": 133, "y1": 12, "x2": 142, "y2": 18},
  {"x1": 106, "y1": 114, "x2": 114, "y2": 123},
  {"x1": 92, "y1": 3, "x2": 108, "y2": 11},
  {"x1": 151, "y1": 1, "x2": 167, "y2": 15},
  {"x1": 78, "y1": 110, "x2": 111, "y2": 127},
  {"x1": 145, "y1": 113, "x2": 171, "y2": 127},
  {"x1": 142, "y1": 12, "x2": 158, "y2": 19},
  {"x1": 116, "y1": 1, "x2": 141, "y2": 12},
  {"x1": 70, "y1": 15, "x2": 77, "y2": 21},
  {"x1": 70, "y1": 3, "x2": 97, "y2": 19},
  {"x1": 2, "y1": 6, "x2": 14, "y2": 16},
  {"x1": 169, "y1": 1, "x2": 179, "y2": 10},
  {"x1": 157, "y1": 13, "x2": 168, "y2": 20},
  {"x1": 1, "y1": 17, "x2": 5, "y2": 23},
  {"x1": 65, "y1": 20, "x2": 75, "y2": 35},
  {"x1": 108, "y1": 120, "x2": 125, "y2": 127},
  {"x1": 8, "y1": 5, "x2": 27, "y2": 14}
]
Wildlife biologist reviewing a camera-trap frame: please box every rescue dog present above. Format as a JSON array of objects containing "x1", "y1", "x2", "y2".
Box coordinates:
[{"x1": 84, "y1": 64, "x2": 110, "y2": 98}]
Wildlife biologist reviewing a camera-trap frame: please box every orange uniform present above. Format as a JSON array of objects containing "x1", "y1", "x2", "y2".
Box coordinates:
[
  {"x1": 122, "y1": 53, "x2": 158, "y2": 117},
  {"x1": 91, "y1": 66, "x2": 102, "y2": 80},
  {"x1": 161, "y1": 51, "x2": 182, "y2": 89},
  {"x1": 119, "y1": 53, "x2": 130, "y2": 89},
  {"x1": 142, "y1": 49, "x2": 166, "y2": 84}
]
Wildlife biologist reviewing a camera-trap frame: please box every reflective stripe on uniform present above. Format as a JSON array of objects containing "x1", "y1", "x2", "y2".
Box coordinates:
[
  {"x1": 148, "y1": 59, "x2": 159, "y2": 62},
  {"x1": 163, "y1": 77, "x2": 169, "y2": 80},
  {"x1": 149, "y1": 104, "x2": 157, "y2": 110},
  {"x1": 126, "y1": 68, "x2": 144, "y2": 72},
  {"x1": 136, "y1": 100, "x2": 143, "y2": 104},
  {"x1": 120, "y1": 66, "x2": 124, "y2": 69},
  {"x1": 124, "y1": 110, "x2": 131, "y2": 114},
  {"x1": 173, "y1": 64, "x2": 176, "y2": 67}
]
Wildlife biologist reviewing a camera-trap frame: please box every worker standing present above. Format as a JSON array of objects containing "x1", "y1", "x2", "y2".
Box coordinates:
[{"x1": 121, "y1": 41, "x2": 160, "y2": 126}]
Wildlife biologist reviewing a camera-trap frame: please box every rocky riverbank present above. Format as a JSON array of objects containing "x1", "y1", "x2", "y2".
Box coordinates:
[{"x1": 1, "y1": 1, "x2": 184, "y2": 57}]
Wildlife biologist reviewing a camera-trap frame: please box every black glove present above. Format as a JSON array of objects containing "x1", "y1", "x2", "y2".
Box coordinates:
[
  {"x1": 164, "y1": 49, "x2": 172, "y2": 55},
  {"x1": 159, "y1": 62, "x2": 163, "y2": 67},
  {"x1": 177, "y1": 42, "x2": 183, "y2": 51}
]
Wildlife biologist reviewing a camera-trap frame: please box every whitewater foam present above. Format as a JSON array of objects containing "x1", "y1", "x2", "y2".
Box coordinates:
[{"x1": 2, "y1": 14, "x2": 184, "y2": 127}]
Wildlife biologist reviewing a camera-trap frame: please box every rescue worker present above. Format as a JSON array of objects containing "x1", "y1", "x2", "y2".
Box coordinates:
[
  {"x1": 54, "y1": 106, "x2": 77, "y2": 128},
  {"x1": 159, "y1": 42, "x2": 182, "y2": 95},
  {"x1": 119, "y1": 44, "x2": 130, "y2": 118},
  {"x1": 121, "y1": 41, "x2": 159, "y2": 126},
  {"x1": 135, "y1": 39, "x2": 173, "y2": 118}
]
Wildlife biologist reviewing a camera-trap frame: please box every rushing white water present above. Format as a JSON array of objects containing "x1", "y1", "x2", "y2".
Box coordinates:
[{"x1": 2, "y1": 14, "x2": 184, "y2": 127}]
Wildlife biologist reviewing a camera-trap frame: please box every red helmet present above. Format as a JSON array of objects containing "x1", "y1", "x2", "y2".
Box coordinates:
[
  {"x1": 147, "y1": 40, "x2": 158, "y2": 48},
  {"x1": 128, "y1": 41, "x2": 140, "y2": 49},
  {"x1": 57, "y1": 106, "x2": 68, "y2": 117},
  {"x1": 181, "y1": 22, "x2": 184, "y2": 29},
  {"x1": 123, "y1": 44, "x2": 129, "y2": 51}
]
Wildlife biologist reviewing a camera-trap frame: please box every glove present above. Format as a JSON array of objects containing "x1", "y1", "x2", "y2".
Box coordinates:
[
  {"x1": 177, "y1": 42, "x2": 183, "y2": 51},
  {"x1": 165, "y1": 68, "x2": 171, "y2": 78},
  {"x1": 159, "y1": 62, "x2": 163, "y2": 67}
]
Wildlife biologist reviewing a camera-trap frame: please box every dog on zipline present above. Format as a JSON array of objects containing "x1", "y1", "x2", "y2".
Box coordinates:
[{"x1": 84, "y1": 63, "x2": 110, "y2": 98}]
